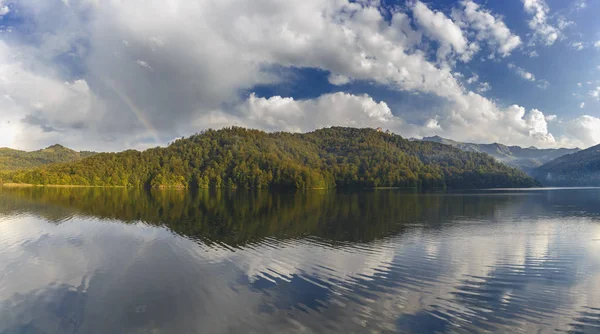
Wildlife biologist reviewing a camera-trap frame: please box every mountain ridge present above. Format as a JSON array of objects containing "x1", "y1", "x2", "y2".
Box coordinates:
[
  {"x1": 416, "y1": 135, "x2": 580, "y2": 173},
  {"x1": 532, "y1": 144, "x2": 600, "y2": 186},
  {"x1": 3, "y1": 127, "x2": 538, "y2": 189},
  {"x1": 0, "y1": 144, "x2": 96, "y2": 171}
]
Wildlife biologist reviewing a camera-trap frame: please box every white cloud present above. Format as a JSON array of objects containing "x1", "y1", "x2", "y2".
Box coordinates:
[
  {"x1": 590, "y1": 87, "x2": 600, "y2": 100},
  {"x1": 411, "y1": 1, "x2": 474, "y2": 62},
  {"x1": 466, "y1": 73, "x2": 479, "y2": 84},
  {"x1": 453, "y1": 0, "x2": 522, "y2": 57},
  {"x1": 135, "y1": 59, "x2": 153, "y2": 71},
  {"x1": 198, "y1": 91, "x2": 561, "y2": 149},
  {"x1": 570, "y1": 42, "x2": 584, "y2": 51},
  {"x1": 0, "y1": 0, "x2": 9, "y2": 16},
  {"x1": 476, "y1": 82, "x2": 491, "y2": 93},
  {"x1": 545, "y1": 114, "x2": 557, "y2": 122},
  {"x1": 195, "y1": 92, "x2": 403, "y2": 133},
  {"x1": 328, "y1": 74, "x2": 351, "y2": 86},
  {"x1": 565, "y1": 115, "x2": 600, "y2": 147},
  {"x1": 508, "y1": 63, "x2": 536, "y2": 81},
  {"x1": 580, "y1": 102, "x2": 585, "y2": 109},
  {"x1": 537, "y1": 79, "x2": 550, "y2": 89},
  {"x1": 572, "y1": 0, "x2": 587, "y2": 11},
  {"x1": 522, "y1": 0, "x2": 559, "y2": 46},
  {"x1": 594, "y1": 41, "x2": 600, "y2": 49},
  {"x1": 578, "y1": 82, "x2": 582, "y2": 87},
  {"x1": 526, "y1": 50, "x2": 539, "y2": 58},
  {"x1": 0, "y1": 0, "x2": 591, "y2": 150}
]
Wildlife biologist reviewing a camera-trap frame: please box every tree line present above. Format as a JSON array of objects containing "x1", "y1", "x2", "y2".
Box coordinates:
[{"x1": 3, "y1": 127, "x2": 539, "y2": 189}]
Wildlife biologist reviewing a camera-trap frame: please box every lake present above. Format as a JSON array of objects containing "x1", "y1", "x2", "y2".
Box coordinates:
[{"x1": 1, "y1": 187, "x2": 600, "y2": 333}]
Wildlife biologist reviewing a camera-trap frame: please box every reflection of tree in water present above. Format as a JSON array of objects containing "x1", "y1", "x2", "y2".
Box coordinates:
[{"x1": 0, "y1": 187, "x2": 519, "y2": 246}]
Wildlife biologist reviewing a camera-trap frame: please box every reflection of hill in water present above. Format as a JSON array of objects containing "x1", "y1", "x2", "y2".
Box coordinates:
[
  {"x1": 2, "y1": 187, "x2": 600, "y2": 246},
  {"x1": 0, "y1": 187, "x2": 521, "y2": 246}
]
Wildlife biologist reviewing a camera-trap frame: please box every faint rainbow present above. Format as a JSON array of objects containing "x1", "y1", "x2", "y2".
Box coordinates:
[{"x1": 101, "y1": 77, "x2": 160, "y2": 144}]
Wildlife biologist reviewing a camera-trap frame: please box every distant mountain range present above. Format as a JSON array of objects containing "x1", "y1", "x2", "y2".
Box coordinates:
[
  {"x1": 416, "y1": 136, "x2": 580, "y2": 173},
  {"x1": 0, "y1": 144, "x2": 96, "y2": 171},
  {"x1": 532, "y1": 144, "x2": 600, "y2": 186}
]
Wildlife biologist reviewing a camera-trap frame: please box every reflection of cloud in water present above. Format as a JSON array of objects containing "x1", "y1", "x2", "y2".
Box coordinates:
[{"x1": 1, "y1": 190, "x2": 600, "y2": 332}]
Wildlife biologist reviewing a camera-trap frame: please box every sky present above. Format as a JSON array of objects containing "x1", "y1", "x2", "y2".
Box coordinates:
[{"x1": 0, "y1": 0, "x2": 599, "y2": 151}]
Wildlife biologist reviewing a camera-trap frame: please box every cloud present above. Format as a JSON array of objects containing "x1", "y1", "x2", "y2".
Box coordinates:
[
  {"x1": 453, "y1": 0, "x2": 522, "y2": 57},
  {"x1": 476, "y1": 82, "x2": 491, "y2": 93},
  {"x1": 572, "y1": 0, "x2": 586, "y2": 11},
  {"x1": 194, "y1": 92, "x2": 403, "y2": 133},
  {"x1": 580, "y1": 102, "x2": 585, "y2": 109},
  {"x1": 508, "y1": 63, "x2": 536, "y2": 81},
  {"x1": 0, "y1": 0, "x2": 590, "y2": 151},
  {"x1": 545, "y1": 114, "x2": 557, "y2": 122},
  {"x1": 522, "y1": 0, "x2": 559, "y2": 45},
  {"x1": 570, "y1": 42, "x2": 584, "y2": 51},
  {"x1": 198, "y1": 91, "x2": 561, "y2": 149},
  {"x1": 411, "y1": 1, "x2": 475, "y2": 62},
  {"x1": 565, "y1": 116, "x2": 600, "y2": 148},
  {"x1": 537, "y1": 79, "x2": 550, "y2": 90},
  {"x1": 595, "y1": 41, "x2": 600, "y2": 49},
  {"x1": 466, "y1": 73, "x2": 479, "y2": 84},
  {"x1": 328, "y1": 74, "x2": 351, "y2": 86},
  {"x1": 135, "y1": 59, "x2": 153, "y2": 71},
  {"x1": 590, "y1": 87, "x2": 600, "y2": 100}
]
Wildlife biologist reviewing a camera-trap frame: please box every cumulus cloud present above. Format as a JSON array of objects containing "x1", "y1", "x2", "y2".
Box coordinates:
[
  {"x1": 545, "y1": 114, "x2": 557, "y2": 122},
  {"x1": 0, "y1": 0, "x2": 590, "y2": 151},
  {"x1": 565, "y1": 116, "x2": 600, "y2": 148},
  {"x1": 453, "y1": 0, "x2": 522, "y2": 57},
  {"x1": 197, "y1": 91, "x2": 562, "y2": 149},
  {"x1": 194, "y1": 92, "x2": 402, "y2": 133},
  {"x1": 411, "y1": 1, "x2": 476, "y2": 62},
  {"x1": 522, "y1": 0, "x2": 559, "y2": 45}
]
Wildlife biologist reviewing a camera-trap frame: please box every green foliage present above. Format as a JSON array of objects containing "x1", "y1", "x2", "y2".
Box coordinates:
[
  {"x1": 0, "y1": 144, "x2": 96, "y2": 171},
  {"x1": 5, "y1": 127, "x2": 539, "y2": 189}
]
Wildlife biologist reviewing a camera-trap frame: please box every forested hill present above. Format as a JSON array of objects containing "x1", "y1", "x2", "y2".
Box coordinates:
[
  {"x1": 418, "y1": 136, "x2": 579, "y2": 173},
  {"x1": 4, "y1": 127, "x2": 539, "y2": 189},
  {"x1": 532, "y1": 144, "x2": 600, "y2": 186},
  {"x1": 0, "y1": 144, "x2": 96, "y2": 171}
]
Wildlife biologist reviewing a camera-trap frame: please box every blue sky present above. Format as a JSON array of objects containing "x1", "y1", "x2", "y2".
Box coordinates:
[{"x1": 0, "y1": 0, "x2": 599, "y2": 151}]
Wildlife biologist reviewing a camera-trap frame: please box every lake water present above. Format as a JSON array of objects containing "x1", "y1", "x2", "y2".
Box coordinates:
[{"x1": 1, "y1": 187, "x2": 600, "y2": 333}]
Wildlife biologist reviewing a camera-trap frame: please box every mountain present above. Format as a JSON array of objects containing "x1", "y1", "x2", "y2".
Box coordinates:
[
  {"x1": 419, "y1": 136, "x2": 579, "y2": 173},
  {"x1": 4, "y1": 127, "x2": 538, "y2": 189},
  {"x1": 0, "y1": 144, "x2": 96, "y2": 171},
  {"x1": 532, "y1": 144, "x2": 600, "y2": 186}
]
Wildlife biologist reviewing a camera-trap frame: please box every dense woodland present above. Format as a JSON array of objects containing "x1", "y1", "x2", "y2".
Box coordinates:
[
  {"x1": 0, "y1": 144, "x2": 95, "y2": 171},
  {"x1": 2, "y1": 127, "x2": 539, "y2": 189}
]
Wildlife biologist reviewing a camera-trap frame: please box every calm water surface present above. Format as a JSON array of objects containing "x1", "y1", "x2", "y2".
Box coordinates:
[{"x1": 1, "y1": 187, "x2": 600, "y2": 333}]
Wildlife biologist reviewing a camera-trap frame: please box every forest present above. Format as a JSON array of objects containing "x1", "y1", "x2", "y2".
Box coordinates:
[{"x1": 2, "y1": 127, "x2": 539, "y2": 189}]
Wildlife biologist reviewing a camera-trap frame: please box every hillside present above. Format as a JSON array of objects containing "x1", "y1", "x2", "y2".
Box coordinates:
[
  {"x1": 419, "y1": 136, "x2": 579, "y2": 173},
  {"x1": 0, "y1": 145, "x2": 96, "y2": 171},
  {"x1": 532, "y1": 144, "x2": 600, "y2": 186},
  {"x1": 4, "y1": 127, "x2": 539, "y2": 189}
]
